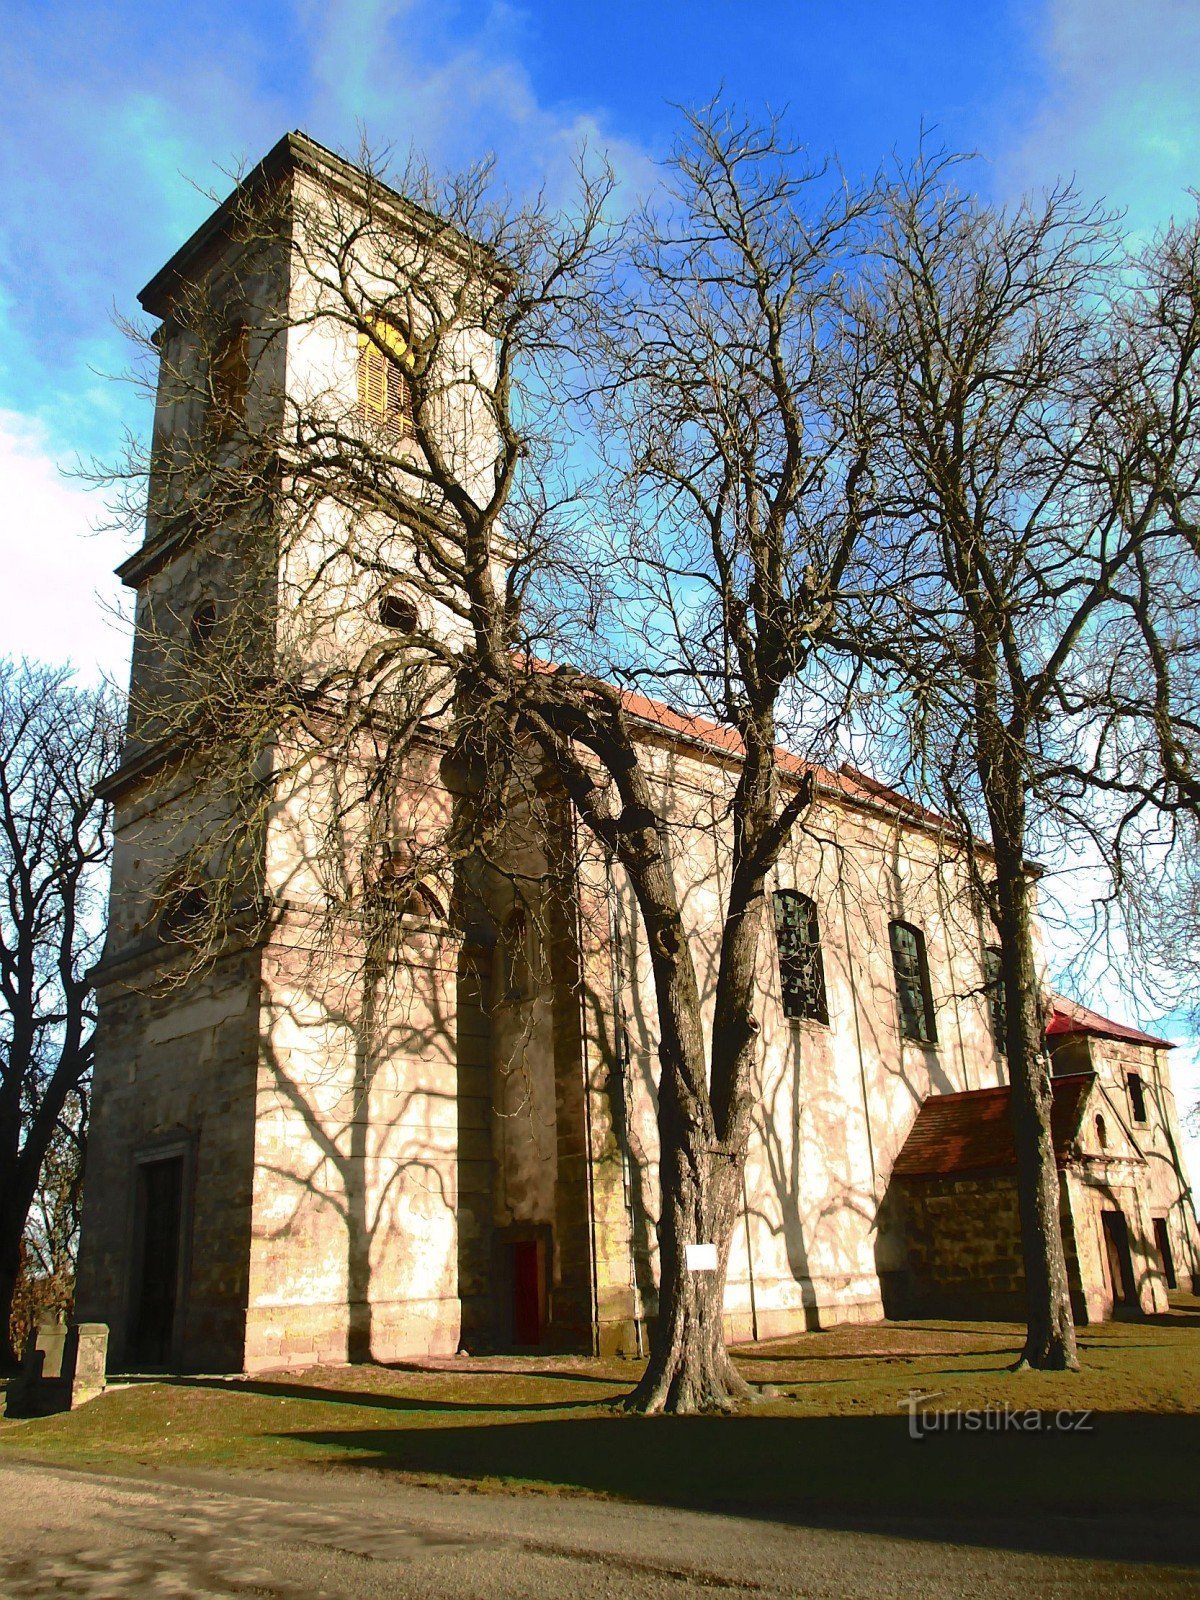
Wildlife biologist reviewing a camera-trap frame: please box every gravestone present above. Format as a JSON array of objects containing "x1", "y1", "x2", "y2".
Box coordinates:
[
  {"x1": 66, "y1": 1323, "x2": 108, "y2": 1408},
  {"x1": 3, "y1": 1320, "x2": 107, "y2": 1417}
]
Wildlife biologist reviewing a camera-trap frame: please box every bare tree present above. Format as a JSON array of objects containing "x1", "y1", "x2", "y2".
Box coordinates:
[
  {"x1": 0, "y1": 662, "x2": 118, "y2": 1366},
  {"x1": 550, "y1": 108, "x2": 877, "y2": 1410},
  {"x1": 106, "y1": 118, "x2": 1200, "y2": 1402},
  {"x1": 1085, "y1": 213, "x2": 1200, "y2": 1041},
  {"x1": 827, "y1": 157, "x2": 1200, "y2": 1368},
  {"x1": 98, "y1": 118, "x2": 884, "y2": 1412},
  {"x1": 9, "y1": 1103, "x2": 87, "y2": 1355}
]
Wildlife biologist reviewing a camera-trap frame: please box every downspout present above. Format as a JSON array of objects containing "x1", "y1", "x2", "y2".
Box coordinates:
[
  {"x1": 740, "y1": 1167, "x2": 760, "y2": 1343},
  {"x1": 568, "y1": 797, "x2": 602, "y2": 1356},
  {"x1": 934, "y1": 862, "x2": 971, "y2": 1090},
  {"x1": 829, "y1": 835, "x2": 878, "y2": 1194},
  {"x1": 604, "y1": 849, "x2": 645, "y2": 1357}
]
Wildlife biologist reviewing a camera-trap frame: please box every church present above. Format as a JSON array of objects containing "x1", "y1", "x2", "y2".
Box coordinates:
[{"x1": 74, "y1": 133, "x2": 1200, "y2": 1373}]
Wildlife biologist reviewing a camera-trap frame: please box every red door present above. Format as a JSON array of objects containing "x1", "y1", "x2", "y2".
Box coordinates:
[{"x1": 512, "y1": 1240, "x2": 541, "y2": 1346}]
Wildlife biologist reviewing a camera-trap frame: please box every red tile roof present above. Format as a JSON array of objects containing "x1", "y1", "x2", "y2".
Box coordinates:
[
  {"x1": 890, "y1": 1074, "x2": 1096, "y2": 1180},
  {"x1": 612, "y1": 685, "x2": 948, "y2": 827},
  {"x1": 1046, "y1": 995, "x2": 1173, "y2": 1050}
]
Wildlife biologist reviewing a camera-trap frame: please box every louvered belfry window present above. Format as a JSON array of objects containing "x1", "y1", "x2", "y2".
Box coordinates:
[
  {"x1": 773, "y1": 889, "x2": 828, "y2": 1024},
  {"x1": 358, "y1": 320, "x2": 415, "y2": 437},
  {"x1": 210, "y1": 321, "x2": 250, "y2": 435}
]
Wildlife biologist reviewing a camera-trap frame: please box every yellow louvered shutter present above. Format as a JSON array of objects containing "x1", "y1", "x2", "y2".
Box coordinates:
[
  {"x1": 358, "y1": 338, "x2": 388, "y2": 417},
  {"x1": 358, "y1": 321, "x2": 415, "y2": 435}
]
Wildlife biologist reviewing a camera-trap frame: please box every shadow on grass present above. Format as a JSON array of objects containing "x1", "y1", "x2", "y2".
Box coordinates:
[
  {"x1": 734, "y1": 1348, "x2": 1020, "y2": 1366},
  {"x1": 172, "y1": 1376, "x2": 618, "y2": 1415},
  {"x1": 376, "y1": 1363, "x2": 631, "y2": 1384},
  {"x1": 277, "y1": 1410, "x2": 1200, "y2": 1568}
]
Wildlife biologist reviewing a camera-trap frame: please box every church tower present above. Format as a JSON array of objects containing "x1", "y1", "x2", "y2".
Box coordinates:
[{"x1": 72, "y1": 134, "x2": 574, "y2": 1372}]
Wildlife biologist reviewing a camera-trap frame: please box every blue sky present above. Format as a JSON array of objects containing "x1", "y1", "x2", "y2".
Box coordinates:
[
  {"x1": 1, "y1": 0, "x2": 1199, "y2": 1118},
  {"x1": 3, "y1": 0, "x2": 1199, "y2": 676}
]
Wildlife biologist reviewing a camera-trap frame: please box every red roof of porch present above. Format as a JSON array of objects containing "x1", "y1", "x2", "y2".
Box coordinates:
[
  {"x1": 890, "y1": 1074, "x2": 1096, "y2": 1180},
  {"x1": 1046, "y1": 995, "x2": 1173, "y2": 1051}
]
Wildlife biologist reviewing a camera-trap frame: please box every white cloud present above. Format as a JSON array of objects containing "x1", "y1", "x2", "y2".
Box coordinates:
[
  {"x1": 299, "y1": 0, "x2": 655, "y2": 203},
  {"x1": 0, "y1": 410, "x2": 131, "y2": 682},
  {"x1": 996, "y1": 0, "x2": 1200, "y2": 230}
]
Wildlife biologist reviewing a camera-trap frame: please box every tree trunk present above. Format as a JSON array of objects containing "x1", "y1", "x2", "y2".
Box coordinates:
[
  {"x1": 623, "y1": 1078, "x2": 751, "y2": 1414},
  {"x1": 994, "y1": 833, "x2": 1079, "y2": 1372},
  {"x1": 0, "y1": 1189, "x2": 27, "y2": 1370},
  {"x1": 972, "y1": 615, "x2": 1078, "y2": 1373}
]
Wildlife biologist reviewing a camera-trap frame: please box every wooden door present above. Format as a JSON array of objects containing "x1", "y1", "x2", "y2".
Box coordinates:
[
  {"x1": 1101, "y1": 1209, "x2": 1137, "y2": 1307},
  {"x1": 512, "y1": 1239, "x2": 542, "y2": 1346},
  {"x1": 130, "y1": 1157, "x2": 183, "y2": 1367},
  {"x1": 1153, "y1": 1217, "x2": 1177, "y2": 1290}
]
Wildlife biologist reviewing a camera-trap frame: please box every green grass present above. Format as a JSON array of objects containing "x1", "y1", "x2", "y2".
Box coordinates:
[{"x1": 3, "y1": 1308, "x2": 1198, "y2": 1527}]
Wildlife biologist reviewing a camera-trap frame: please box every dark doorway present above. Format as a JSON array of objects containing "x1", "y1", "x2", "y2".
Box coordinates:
[
  {"x1": 129, "y1": 1156, "x2": 184, "y2": 1367},
  {"x1": 1101, "y1": 1209, "x2": 1137, "y2": 1307},
  {"x1": 494, "y1": 1228, "x2": 549, "y2": 1348},
  {"x1": 512, "y1": 1239, "x2": 542, "y2": 1346},
  {"x1": 1153, "y1": 1216, "x2": 1178, "y2": 1290}
]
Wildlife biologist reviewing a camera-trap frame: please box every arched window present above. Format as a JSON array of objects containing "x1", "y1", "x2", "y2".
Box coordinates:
[
  {"x1": 772, "y1": 890, "x2": 828, "y2": 1024},
  {"x1": 358, "y1": 320, "x2": 415, "y2": 437},
  {"x1": 1095, "y1": 1113, "x2": 1108, "y2": 1150},
  {"x1": 889, "y1": 919, "x2": 936, "y2": 1044},
  {"x1": 158, "y1": 881, "x2": 209, "y2": 945}
]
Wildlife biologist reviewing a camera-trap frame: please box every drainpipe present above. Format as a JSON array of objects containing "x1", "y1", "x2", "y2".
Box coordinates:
[
  {"x1": 826, "y1": 833, "x2": 878, "y2": 1194},
  {"x1": 740, "y1": 1166, "x2": 760, "y2": 1343},
  {"x1": 934, "y1": 864, "x2": 971, "y2": 1090},
  {"x1": 604, "y1": 848, "x2": 645, "y2": 1358},
  {"x1": 568, "y1": 798, "x2": 602, "y2": 1357}
]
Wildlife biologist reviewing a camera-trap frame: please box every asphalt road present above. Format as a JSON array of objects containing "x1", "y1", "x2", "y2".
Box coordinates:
[{"x1": 0, "y1": 1459, "x2": 1197, "y2": 1599}]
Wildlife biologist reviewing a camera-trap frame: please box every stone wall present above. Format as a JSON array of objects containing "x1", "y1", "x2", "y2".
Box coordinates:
[
  {"x1": 890, "y1": 1171, "x2": 1082, "y2": 1321},
  {"x1": 74, "y1": 942, "x2": 262, "y2": 1372}
]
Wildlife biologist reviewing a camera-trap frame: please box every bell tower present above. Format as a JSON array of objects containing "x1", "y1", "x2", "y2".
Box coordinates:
[{"x1": 75, "y1": 134, "x2": 493, "y2": 1371}]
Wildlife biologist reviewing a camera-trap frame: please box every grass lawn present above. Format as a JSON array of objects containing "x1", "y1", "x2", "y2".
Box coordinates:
[{"x1": 2, "y1": 1305, "x2": 1198, "y2": 1527}]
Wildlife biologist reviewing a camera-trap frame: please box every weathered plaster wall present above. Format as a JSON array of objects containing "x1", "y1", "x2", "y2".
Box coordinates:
[
  {"x1": 582, "y1": 731, "x2": 1013, "y2": 1348},
  {"x1": 245, "y1": 920, "x2": 463, "y2": 1370},
  {"x1": 75, "y1": 944, "x2": 261, "y2": 1372},
  {"x1": 1089, "y1": 1038, "x2": 1200, "y2": 1294}
]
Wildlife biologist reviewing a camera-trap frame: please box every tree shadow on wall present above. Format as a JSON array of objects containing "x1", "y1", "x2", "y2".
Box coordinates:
[{"x1": 257, "y1": 925, "x2": 458, "y2": 1365}]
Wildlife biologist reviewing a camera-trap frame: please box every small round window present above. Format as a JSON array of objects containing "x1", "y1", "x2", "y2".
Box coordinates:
[{"x1": 378, "y1": 593, "x2": 418, "y2": 633}]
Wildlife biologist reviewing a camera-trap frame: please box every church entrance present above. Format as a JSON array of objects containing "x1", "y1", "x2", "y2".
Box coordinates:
[
  {"x1": 1101, "y1": 1209, "x2": 1137, "y2": 1307},
  {"x1": 495, "y1": 1226, "x2": 550, "y2": 1349},
  {"x1": 128, "y1": 1155, "x2": 184, "y2": 1367},
  {"x1": 454, "y1": 856, "x2": 596, "y2": 1357},
  {"x1": 1153, "y1": 1216, "x2": 1177, "y2": 1290}
]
